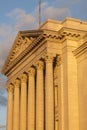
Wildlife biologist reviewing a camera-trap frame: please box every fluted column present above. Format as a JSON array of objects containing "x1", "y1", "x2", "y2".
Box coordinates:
[
  {"x1": 36, "y1": 60, "x2": 44, "y2": 130},
  {"x1": 28, "y1": 67, "x2": 35, "y2": 130},
  {"x1": 13, "y1": 79, "x2": 20, "y2": 130},
  {"x1": 20, "y1": 73, "x2": 27, "y2": 130},
  {"x1": 7, "y1": 84, "x2": 14, "y2": 130},
  {"x1": 45, "y1": 55, "x2": 55, "y2": 130}
]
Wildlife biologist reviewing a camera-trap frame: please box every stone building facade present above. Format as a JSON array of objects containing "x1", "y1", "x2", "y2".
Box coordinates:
[{"x1": 1, "y1": 17, "x2": 87, "y2": 130}]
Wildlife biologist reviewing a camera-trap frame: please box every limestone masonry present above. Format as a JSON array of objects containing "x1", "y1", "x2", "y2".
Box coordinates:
[{"x1": 1, "y1": 17, "x2": 87, "y2": 130}]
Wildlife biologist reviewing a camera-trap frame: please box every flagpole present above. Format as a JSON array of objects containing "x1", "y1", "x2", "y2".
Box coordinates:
[{"x1": 39, "y1": 0, "x2": 41, "y2": 27}]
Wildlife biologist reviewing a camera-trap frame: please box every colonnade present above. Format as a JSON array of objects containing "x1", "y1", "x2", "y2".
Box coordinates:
[{"x1": 6, "y1": 55, "x2": 58, "y2": 130}]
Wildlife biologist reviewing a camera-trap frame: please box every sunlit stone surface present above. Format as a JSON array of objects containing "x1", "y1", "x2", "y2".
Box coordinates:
[{"x1": 1, "y1": 17, "x2": 87, "y2": 130}]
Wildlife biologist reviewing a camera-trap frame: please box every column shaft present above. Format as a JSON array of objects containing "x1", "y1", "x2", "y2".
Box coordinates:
[
  {"x1": 7, "y1": 84, "x2": 14, "y2": 130},
  {"x1": 36, "y1": 61, "x2": 44, "y2": 130},
  {"x1": 13, "y1": 79, "x2": 20, "y2": 130},
  {"x1": 45, "y1": 55, "x2": 55, "y2": 130},
  {"x1": 20, "y1": 73, "x2": 27, "y2": 130},
  {"x1": 28, "y1": 68, "x2": 35, "y2": 130}
]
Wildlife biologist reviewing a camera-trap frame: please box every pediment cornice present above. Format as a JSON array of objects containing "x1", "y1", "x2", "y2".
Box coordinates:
[
  {"x1": 73, "y1": 41, "x2": 87, "y2": 57},
  {"x1": 2, "y1": 30, "x2": 43, "y2": 74},
  {"x1": 2, "y1": 28, "x2": 87, "y2": 75},
  {"x1": 58, "y1": 27, "x2": 87, "y2": 41}
]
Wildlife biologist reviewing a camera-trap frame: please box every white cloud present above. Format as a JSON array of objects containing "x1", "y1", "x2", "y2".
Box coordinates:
[
  {"x1": 0, "y1": 24, "x2": 12, "y2": 37},
  {"x1": 43, "y1": 6, "x2": 71, "y2": 20},
  {"x1": 0, "y1": 2, "x2": 72, "y2": 92},
  {"x1": 0, "y1": 8, "x2": 37, "y2": 75},
  {"x1": 0, "y1": 28, "x2": 16, "y2": 71},
  {"x1": 39, "y1": 2, "x2": 71, "y2": 21},
  {"x1": 0, "y1": 8, "x2": 38, "y2": 94},
  {"x1": 7, "y1": 8, "x2": 36, "y2": 30},
  {"x1": 0, "y1": 3, "x2": 71, "y2": 84}
]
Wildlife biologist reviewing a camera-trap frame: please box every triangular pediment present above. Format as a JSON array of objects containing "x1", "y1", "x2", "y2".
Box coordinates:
[
  {"x1": 8, "y1": 30, "x2": 43, "y2": 62},
  {"x1": 2, "y1": 30, "x2": 43, "y2": 74}
]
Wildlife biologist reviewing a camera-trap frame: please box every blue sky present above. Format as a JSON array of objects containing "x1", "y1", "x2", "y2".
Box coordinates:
[{"x1": 0, "y1": 0, "x2": 87, "y2": 126}]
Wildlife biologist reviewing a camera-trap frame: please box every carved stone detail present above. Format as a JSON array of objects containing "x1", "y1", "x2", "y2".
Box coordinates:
[
  {"x1": 54, "y1": 56, "x2": 58, "y2": 87},
  {"x1": 21, "y1": 73, "x2": 27, "y2": 83},
  {"x1": 54, "y1": 66, "x2": 58, "y2": 87},
  {"x1": 7, "y1": 84, "x2": 14, "y2": 92},
  {"x1": 45, "y1": 54, "x2": 54, "y2": 63},
  {"x1": 54, "y1": 55, "x2": 62, "y2": 86},
  {"x1": 10, "y1": 36, "x2": 34, "y2": 62},
  {"x1": 14, "y1": 79, "x2": 20, "y2": 88},
  {"x1": 28, "y1": 67, "x2": 35, "y2": 76},
  {"x1": 56, "y1": 55, "x2": 62, "y2": 66},
  {"x1": 36, "y1": 60, "x2": 44, "y2": 70}
]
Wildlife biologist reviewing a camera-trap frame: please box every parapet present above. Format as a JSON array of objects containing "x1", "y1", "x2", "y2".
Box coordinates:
[{"x1": 39, "y1": 17, "x2": 87, "y2": 31}]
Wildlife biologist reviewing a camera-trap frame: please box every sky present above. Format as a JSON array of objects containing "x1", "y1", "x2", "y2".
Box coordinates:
[{"x1": 0, "y1": 0, "x2": 87, "y2": 127}]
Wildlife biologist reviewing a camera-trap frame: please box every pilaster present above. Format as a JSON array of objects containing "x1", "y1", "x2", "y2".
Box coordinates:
[
  {"x1": 57, "y1": 55, "x2": 64, "y2": 130},
  {"x1": 73, "y1": 41, "x2": 87, "y2": 130},
  {"x1": 62, "y1": 39, "x2": 79, "y2": 130}
]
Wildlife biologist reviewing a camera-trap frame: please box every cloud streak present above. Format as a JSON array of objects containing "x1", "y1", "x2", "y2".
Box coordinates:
[{"x1": 7, "y1": 8, "x2": 36, "y2": 30}]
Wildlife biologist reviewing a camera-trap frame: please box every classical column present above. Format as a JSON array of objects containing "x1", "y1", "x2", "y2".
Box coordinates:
[
  {"x1": 45, "y1": 55, "x2": 55, "y2": 130},
  {"x1": 36, "y1": 60, "x2": 44, "y2": 130},
  {"x1": 13, "y1": 79, "x2": 20, "y2": 130},
  {"x1": 6, "y1": 84, "x2": 14, "y2": 130},
  {"x1": 57, "y1": 55, "x2": 64, "y2": 130},
  {"x1": 28, "y1": 67, "x2": 35, "y2": 130},
  {"x1": 54, "y1": 63, "x2": 58, "y2": 107},
  {"x1": 20, "y1": 73, "x2": 27, "y2": 130}
]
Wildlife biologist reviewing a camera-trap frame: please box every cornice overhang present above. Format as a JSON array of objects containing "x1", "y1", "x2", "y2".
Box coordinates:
[
  {"x1": 73, "y1": 41, "x2": 87, "y2": 57},
  {"x1": 1, "y1": 29, "x2": 59, "y2": 75},
  {"x1": 58, "y1": 27, "x2": 87, "y2": 40},
  {"x1": 19, "y1": 29, "x2": 43, "y2": 37},
  {"x1": 2, "y1": 27, "x2": 87, "y2": 75}
]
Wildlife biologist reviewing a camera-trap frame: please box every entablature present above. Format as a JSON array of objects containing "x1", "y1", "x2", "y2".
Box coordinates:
[
  {"x1": 1, "y1": 29, "x2": 60, "y2": 75},
  {"x1": 2, "y1": 26, "x2": 87, "y2": 75}
]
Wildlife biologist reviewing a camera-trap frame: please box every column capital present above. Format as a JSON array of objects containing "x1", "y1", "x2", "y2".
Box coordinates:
[
  {"x1": 36, "y1": 60, "x2": 44, "y2": 70},
  {"x1": 21, "y1": 73, "x2": 27, "y2": 83},
  {"x1": 56, "y1": 55, "x2": 62, "y2": 66},
  {"x1": 45, "y1": 54, "x2": 54, "y2": 63},
  {"x1": 28, "y1": 67, "x2": 35, "y2": 76},
  {"x1": 7, "y1": 84, "x2": 14, "y2": 93},
  {"x1": 54, "y1": 67, "x2": 58, "y2": 87},
  {"x1": 14, "y1": 79, "x2": 20, "y2": 88}
]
